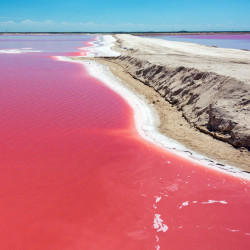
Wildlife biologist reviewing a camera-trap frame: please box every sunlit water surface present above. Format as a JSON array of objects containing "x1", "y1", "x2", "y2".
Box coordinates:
[{"x1": 141, "y1": 34, "x2": 250, "y2": 50}]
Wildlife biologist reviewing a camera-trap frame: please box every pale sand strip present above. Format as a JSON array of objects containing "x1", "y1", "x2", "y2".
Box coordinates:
[
  {"x1": 114, "y1": 34, "x2": 250, "y2": 82},
  {"x1": 106, "y1": 35, "x2": 250, "y2": 171},
  {"x1": 111, "y1": 35, "x2": 250, "y2": 149}
]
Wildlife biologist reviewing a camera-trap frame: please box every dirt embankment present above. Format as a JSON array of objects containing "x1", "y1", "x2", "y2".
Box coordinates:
[
  {"x1": 74, "y1": 34, "x2": 250, "y2": 171},
  {"x1": 108, "y1": 55, "x2": 250, "y2": 149}
]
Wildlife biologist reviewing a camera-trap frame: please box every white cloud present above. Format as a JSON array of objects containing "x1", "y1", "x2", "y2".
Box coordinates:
[
  {"x1": 0, "y1": 21, "x2": 16, "y2": 24},
  {"x1": 22, "y1": 19, "x2": 37, "y2": 24}
]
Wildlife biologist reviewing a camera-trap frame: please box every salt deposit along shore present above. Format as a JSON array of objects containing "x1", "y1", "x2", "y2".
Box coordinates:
[{"x1": 68, "y1": 34, "x2": 250, "y2": 174}]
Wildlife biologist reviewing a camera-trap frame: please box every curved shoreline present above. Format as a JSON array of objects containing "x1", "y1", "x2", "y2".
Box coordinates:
[{"x1": 58, "y1": 35, "x2": 250, "y2": 180}]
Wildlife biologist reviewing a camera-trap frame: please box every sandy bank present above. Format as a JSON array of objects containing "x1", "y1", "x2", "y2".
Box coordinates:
[
  {"x1": 109, "y1": 55, "x2": 250, "y2": 148},
  {"x1": 114, "y1": 34, "x2": 250, "y2": 82},
  {"x1": 112, "y1": 36, "x2": 250, "y2": 149},
  {"x1": 108, "y1": 35, "x2": 250, "y2": 152},
  {"x1": 73, "y1": 34, "x2": 250, "y2": 172},
  {"x1": 80, "y1": 57, "x2": 250, "y2": 173}
]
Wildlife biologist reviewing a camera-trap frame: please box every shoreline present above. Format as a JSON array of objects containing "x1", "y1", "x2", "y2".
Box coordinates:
[
  {"x1": 64, "y1": 56, "x2": 250, "y2": 180},
  {"x1": 87, "y1": 58, "x2": 250, "y2": 172},
  {"x1": 65, "y1": 35, "x2": 249, "y2": 177},
  {"x1": 109, "y1": 35, "x2": 250, "y2": 166}
]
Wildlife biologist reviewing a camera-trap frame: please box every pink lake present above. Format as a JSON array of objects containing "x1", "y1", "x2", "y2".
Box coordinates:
[{"x1": 0, "y1": 35, "x2": 249, "y2": 249}]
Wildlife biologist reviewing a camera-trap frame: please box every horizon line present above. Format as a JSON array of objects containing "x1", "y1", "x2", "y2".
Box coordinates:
[{"x1": 1, "y1": 30, "x2": 250, "y2": 34}]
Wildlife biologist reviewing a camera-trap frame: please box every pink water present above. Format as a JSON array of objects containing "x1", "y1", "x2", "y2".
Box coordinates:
[{"x1": 0, "y1": 35, "x2": 250, "y2": 249}]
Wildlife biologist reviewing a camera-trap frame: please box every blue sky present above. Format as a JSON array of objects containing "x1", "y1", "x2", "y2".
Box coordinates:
[{"x1": 0, "y1": 0, "x2": 250, "y2": 32}]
